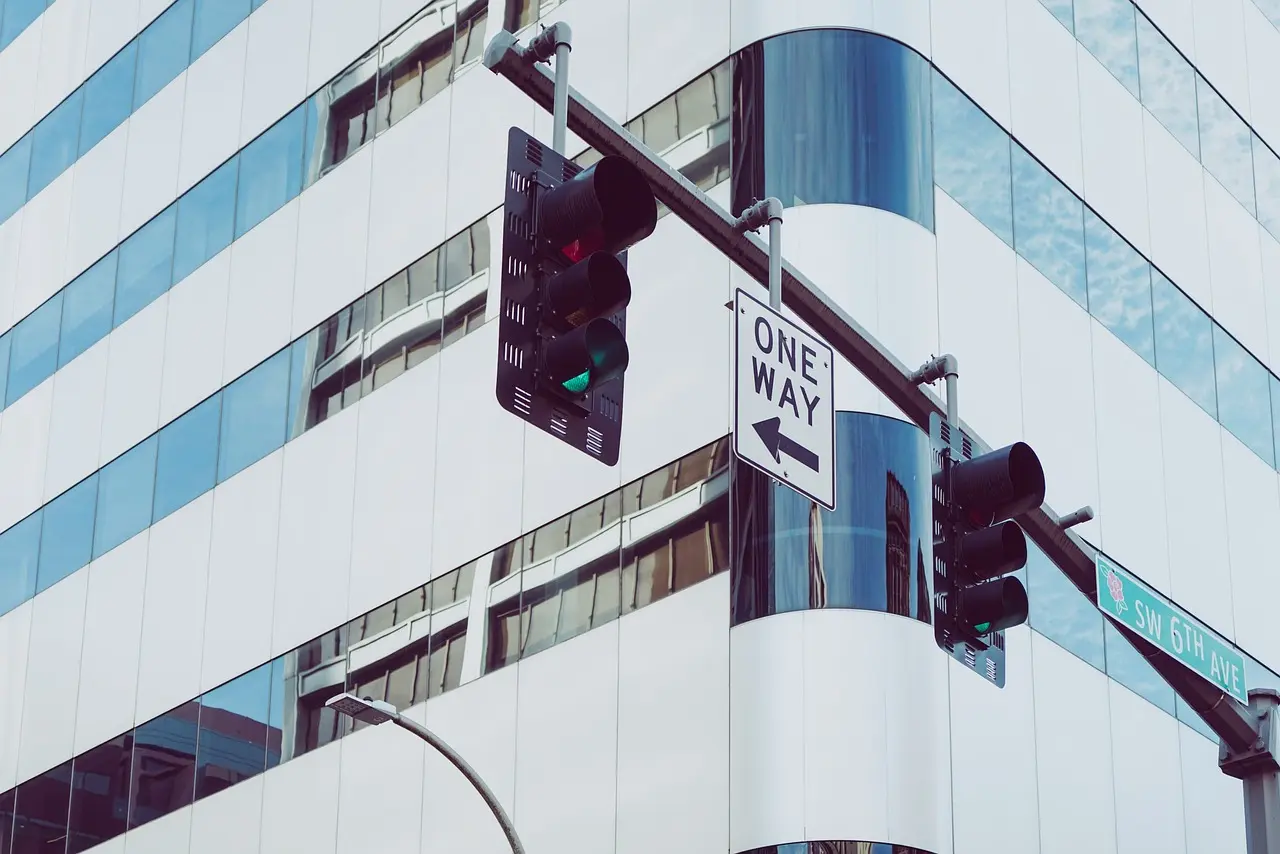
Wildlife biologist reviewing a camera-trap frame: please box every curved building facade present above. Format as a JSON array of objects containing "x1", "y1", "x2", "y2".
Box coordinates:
[{"x1": 0, "y1": 0, "x2": 1275, "y2": 853}]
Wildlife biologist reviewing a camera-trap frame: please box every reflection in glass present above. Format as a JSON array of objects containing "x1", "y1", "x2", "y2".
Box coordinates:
[
  {"x1": 153, "y1": 395, "x2": 221, "y2": 522},
  {"x1": 1214, "y1": 325, "x2": 1276, "y2": 465},
  {"x1": 754, "y1": 30, "x2": 933, "y2": 226},
  {"x1": 1253, "y1": 135, "x2": 1280, "y2": 242},
  {"x1": 93, "y1": 436, "x2": 158, "y2": 560},
  {"x1": 741, "y1": 841, "x2": 934, "y2": 854},
  {"x1": 1104, "y1": 619, "x2": 1176, "y2": 714},
  {"x1": 27, "y1": 90, "x2": 83, "y2": 198},
  {"x1": 933, "y1": 71, "x2": 1013, "y2": 245},
  {"x1": 1039, "y1": 0, "x2": 1076, "y2": 32},
  {"x1": 1152, "y1": 270, "x2": 1216, "y2": 417},
  {"x1": 1197, "y1": 75, "x2": 1256, "y2": 214},
  {"x1": 174, "y1": 158, "x2": 238, "y2": 282},
  {"x1": 303, "y1": 49, "x2": 379, "y2": 185},
  {"x1": 733, "y1": 413, "x2": 932, "y2": 625},
  {"x1": 128, "y1": 701, "x2": 198, "y2": 830},
  {"x1": 36, "y1": 475, "x2": 97, "y2": 594},
  {"x1": 1074, "y1": 0, "x2": 1140, "y2": 97},
  {"x1": 192, "y1": 0, "x2": 250, "y2": 61},
  {"x1": 114, "y1": 207, "x2": 177, "y2": 328},
  {"x1": 196, "y1": 663, "x2": 272, "y2": 800},
  {"x1": 0, "y1": 0, "x2": 45, "y2": 46},
  {"x1": 1273, "y1": 374, "x2": 1280, "y2": 471},
  {"x1": 11, "y1": 760, "x2": 72, "y2": 853},
  {"x1": 218, "y1": 349, "x2": 290, "y2": 483},
  {"x1": 1135, "y1": 12, "x2": 1199, "y2": 158},
  {"x1": 59, "y1": 252, "x2": 117, "y2": 368},
  {"x1": 0, "y1": 512, "x2": 40, "y2": 617},
  {"x1": 376, "y1": 1, "x2": 457, "y2": 133},
  {"x1": 236, "y1": 106, "x2": 306, "y2": 239},
  {"x1": 0, "y1": 135, "x2": 32, "y2": 223},
  {"x1": 1083, "y1": 209, "x2": 1154, "y2": 365},
  {"x1": 1026, "y1": 541, "x2": 1105, "y2": 670},
  {"x1": 66, "y1": 734, "x2": 132, "y2": 854},
  {"x1": 133, "y1": 0, "x2": 194, "y2": 109},
  {"x1": 1012, "y1": 145, "x2": 1088, "y2": 308},
  {"x1": 1176, "y1": 694, "x2": 1218, "y2": 741},
  {"x1": 7, "y1": 291, "x2": 63, "y2": 405}
]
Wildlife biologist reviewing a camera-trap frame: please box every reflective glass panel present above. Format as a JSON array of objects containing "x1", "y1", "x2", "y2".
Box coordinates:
[
  {"x1": 11, "y1": 760, "x2": 72, "y2": 853},
  {"x1": 1256, "y1": 0, "x2": 1280, "y2": 27},
  {"x1": 1273, "y1": 374, "x2": 1280, "y2": 470},
  {"x1": 28, "y1": 90, "x2": 83, "y2": 198},
  {"x1": 933, "y1": 72, "x2": 1013, "y2": 245},
  {"x1": 1254, "y1": 135, "x2": 1280, "y2": 242},
  {"x1": 0, "y1": 0, "x2": 43, "y2": 46},
  {"x1": 80, "y1": 43, "x2": 139, "y2": 156},
  {"x1": 1135, "y1": 13, "x2": 1198, "y2": 158},
  {"x1": 1176, "y1": 694, "x2": 1218, "y2": 741},
  {"x1": 192, "y1": 0, "x2": 250, "y2": 60},
  {"x1": 217, "y1": 349, "x2": 290, "y2": 483},
  {"x1": 265, "y1": 657, "x2": 285, "y2": 769},
  {"x1": 1083, "y1": 209, "x2": 1155, "y2": 365},
  {"x1": 1104, "y1": 619, "x2": 1176, "y2": 714},
  {"x1": 1012, "y1": 144, "x2": 1089, "y2": 308},
  {"x1": 128, "y1": 701, "x2": 198, "y2": 829},
  {"x1": 1152, "y1": 270, "x2": 1216, "y2": 417},
  {"x1": 7, "y1": 291, "x2": 63, "y2": 405},
  {"x1": 36, "y1": 474, "x2": 97, "y2": 594},
  {"x1": 133, "y1": 0, "x2": 194, "y2": 109},
  {"x1": 1026, "y1": 541, "x2": 1105, "y2": 670},
  {"x1": 0, "y1": 134, "x2": 32, "y2": 223},
  {"x1": 1214, "y1": 325, "x2": 1276, "y2": 465},
  {"x1": 195, "y1": 663, "x2": 271, "y2": 800},
  {"x1": 174, "y1": 157, "x2": 238, "y2": 282},
  {"x1": 114, "y1": 206, "x2": 177, "y2": 328},
  {"x1": 1040, "y1": 0, "x2": 1075, "y2": 32},
  {"x1": 0, "y1": 512, "x2": 41, "y2": 616},
  {"x1": 93, "y1": 436, "x2": 158, "y2": 560},
  {"x1": 59, "y1": 251, "x2": 117, "y2": 368},
  {"x1": 66, "y1": 734, "x2": 132, "y2": 854},
  {"x1": 1197, "y1": 75, "x2": 1256, "y2": 214},
  {"x1": 235, "y1": 105, "x2": 305, "y2": 238},
  {"x1": 154, "y1": 395, "x2": 221, "y2": 522},
  {"x1": 761, "y1": 30, "x2": 933, "y2": 228},
  {"x1": 1074, "y1": 0, "x2": 1139, "y2": 97}
]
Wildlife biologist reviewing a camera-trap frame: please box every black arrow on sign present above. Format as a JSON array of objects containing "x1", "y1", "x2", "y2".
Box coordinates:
[{"x1": 752, "y1": 417, "x2": 820, "y2": 472}]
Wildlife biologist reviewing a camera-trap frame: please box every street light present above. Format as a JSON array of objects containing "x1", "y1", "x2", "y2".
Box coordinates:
[{"x1": 325, "y1": 693, "x2": 527, "y2": 854}]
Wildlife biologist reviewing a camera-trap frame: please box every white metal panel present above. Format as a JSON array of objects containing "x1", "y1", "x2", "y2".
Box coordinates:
[
  {"x1": 33, "y1": 0, "x2": 93, "y2": 128},
  {"x1": 223, "y1": 199, "x2": 299, "y2": 385},
  {"x1": 1143, "y1": 111, "x2": 1213, "y2": 310},
  {"x1": 1204, "y1": 177, "x2": 1269, "y2": 366},
  {"x1": 201, "y1": 452, "x2": 282, "y2": 693},
  {"x1": 616, "y1": 573, "x2": 729, "y2": 854},
  {"x1": 82, "y1": 0, "x2": 141, "y2": 83},
  {"x1": 1263, "y1": 232, "x2": 1280, "y2": 377},
  {"x1": 121, "y1": 808, "x2": 192, "y2": 854},
  {"x1": 73, "y1": 531, "x2": 148, "y2": 753},
  {"x1": 873, "y1": 0, "x2": 931, "y2": 56},
  {"x1": 730, "y1": 0, "x2": 881, "y2": 57},
  {"x1": 176, "y1": 21, "x2": 248, "y2": 195},
  {"x1": 631, "y1": 0, "x2": 728, "y2": 117},
  {"x1": 240, "y1": 0, "x2": 314, "y2": 147},
  {"x1": 931, "y1": 0, "x2": 1011, "y2": 130},
  {"x1": 1180, "y1": 722, "x2": 1247, "y2": 854},
  {"x1": 259, "y1": 735, "x2": 341, "y2": 854},
  {"x1": 1006, "y1": 0, "x2": 1085, "y2": 195},
  {"x1": 333, "y1": 723, "x2": 425, "y2": 853},
  {"x1": 271, "y1": 404, "x2": 358, "y2": 656},
  {"x1": 0, "y1": 20, "x2": 44, "y2": 155},
  {"x1": 0, "y1": 380, "x2": 53, "y2": 534},
  {"x1": 1243, "y1": 3, "x2": 1280, "y2": 149},
  {"x1": 1222, "y1": 432, "x2": 1280, "y2": 671},
  {"x1": 0, "y1": 214, "x2": 21, "y2": 333},
  {"x1": 513, "y1": 624, "x2": 620, "y2": 854},
  {"x1": 306, "y1": 0, "x2": 380, "y2": 94},
  {"x1": 290, "y1": 144, "x2": 373, "y2": 339},
  {"x1": 190, "y1": 774, "x2": 264, "y2": 854},
  {"x1": 64, "y1": 123, "x2": 129, "y2": 283},
  {"x1": 1157, "y1": 376, "x2": 1234, "y2": 637},
  {"x1": 1031, "y1": 633, "x2": 1118, "y2": 854},
  {"x1": 535, "y1": 0, "x2": 628, "y2": 142},
  {"x1": 1092, "y1": 320, "x2": 1170, "y2": 593},
  {"x1": 937, "y1": 192, "x2": 1024, "y2": 448},
  {"x1": 12, "y1": 170, "x2": 73, "y2": 323},
  {"x1": 98, "y1": 293, "x2": 168, "y2": 466},
  {"x1": 159, "y1": 249, "x2": 231, "y2": 425},
  {"x1": 364, "y1": 89, "x2": 450, "y2": 291},
  {"x1": 0, "y1": 601, "x2": 33, "y2": 791},
  {"x1": 135, "y1": 492, "x2": 213, "y2": 726},
  {"x1": 1190, "y1": 0, "x2": 1251, "y2": 122},
  {"x1": 118, "y1": 75, "x2": 186, "y2": 241},
  {"x1": 16, "y1": 567, "x2": 88, "y2": 783},
  {"x1": 1109, "y1": 681, "x2": 1187, "y2": 854},
  {"x1": 1135, "y1": 0, "x2": 1195, "y2": 62},
  {"x1": 43, "y1": 336, "x2": 108, "y2": 501},
  {"x1": 729, "y1": 613, "x2": 806, "y2": 853}
]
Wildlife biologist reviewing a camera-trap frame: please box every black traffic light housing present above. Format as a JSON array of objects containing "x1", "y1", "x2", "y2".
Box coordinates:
[
  {"x1": 496, "y1": 127, "x2": 657, "y2": 465},
  {"x1": 931, "y1": 414, "x2": 1045, "y2": 687}
]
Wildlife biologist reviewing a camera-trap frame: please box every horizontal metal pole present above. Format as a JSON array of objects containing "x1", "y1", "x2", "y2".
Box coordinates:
[{"x1": 483, "y1": 30, "x2": 1260, "y2": 753}]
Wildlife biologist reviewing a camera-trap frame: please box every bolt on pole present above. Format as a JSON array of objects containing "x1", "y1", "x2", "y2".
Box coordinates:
[
  {"x1": 733, "y1": 197, "x2": 784, "y2": 309},
  {"x1": 526, "y1": 22, "x2": 572, "y2": 154}
]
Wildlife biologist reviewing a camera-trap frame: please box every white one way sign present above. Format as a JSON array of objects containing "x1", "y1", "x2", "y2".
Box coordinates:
[{"x1": 733, "y1": 288, "x2": 836, "y2": 510}]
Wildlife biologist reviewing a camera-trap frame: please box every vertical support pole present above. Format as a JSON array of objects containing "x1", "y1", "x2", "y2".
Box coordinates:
[
  {"x1": 525, "y1": 23, "x2": 573, "y2": 155},
  {"x1": 1221, "y1": 690, "x2": 1280, "y2": 854},
  {"x1": 765, "y1": 198, "x2": 783, "y2": 310}
]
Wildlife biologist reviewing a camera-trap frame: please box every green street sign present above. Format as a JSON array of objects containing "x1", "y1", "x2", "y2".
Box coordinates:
[{"x1": 1095, "y1": 553, "x2": 1248, "y2": 704}]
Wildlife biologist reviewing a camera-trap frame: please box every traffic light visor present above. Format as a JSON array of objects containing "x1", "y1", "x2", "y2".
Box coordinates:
[
  {"x1": 951, "y1": 442, "x2": 1046, "y2": 524},
  {"x1": 959, "y1": 577, "x2": 1030, "y2": 635},
  {"x1": 539, "y1": 157, "x2": 658, "y2": 261},
  {"x1": 544, "y1": 318, "x2": 630, "y2": 395},
  {"x1": 545, "y1": 252, "x2": 631, "y2": 328}
]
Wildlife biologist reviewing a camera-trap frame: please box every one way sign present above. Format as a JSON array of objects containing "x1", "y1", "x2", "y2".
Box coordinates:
[{"x1": 733, "y1": 288, "x2": 836, "y2": 510}]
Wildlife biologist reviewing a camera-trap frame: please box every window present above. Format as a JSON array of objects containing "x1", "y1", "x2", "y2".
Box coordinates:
[
  {"x1": 1026, "y1": 541, "x2": 1105, "y2": 670},
  {"x1": 0, "y1": 134, "x2": 32, "y2": 223},
  {"x1": 59, "y1": 252, "x2": 117, "y2": 368},
  {"x1": 1105, "y1": 619, "x2": 1176, "y2": 714},
  {"x1": 153, "y1": 395, "x2": 222, "y2": 522},
  {"x1": 1197, "y1": 75, "x2": 1256, "y2": 214},
  {"x1": 66, "y1": 735, "x2": 132, "y2": 854},
  {"x1": 0, "y1": 0, "x2": 44, "y2": 45},
  {"x1": 217, "y1": 349, "x2": 290, "y2": 483},
  {"x1": 133, "y1": 0, "x2": 194, "y2": 109},
  {"x1": 36, "y1": 475, "x2": 97, "y2": 594},
  {"x1": 192, "y1": 0, "x2": 250, "y2": 61},
  {"x1": 7, "y1": 291, "x2": 63, "y2": 405},
  {"x1": 1135, "y1": 12, "x2": 1198, "y2": 158},
  {"x1": 933, "y1": 72, "x2": 1012, "y2": 245},
  {"x1": 1083, "y1": 209, "x2": 1155, "y2": 366},
  {"x1": 1213, "y1": 326, "x2": 1276, "y2": 465},
  {"x1": 235, "y1": 105, "x2": 305, "y2": 239},
  {"x1": 1253, "y1": 135, "x2": 1280, "y2": 242},
  {"x1": 1152, "y1": 270, "x2": 1216, "y2": 417},
  {"x1": 80, "y1": 43, "x2": 139, "y2": 156},
  {"x1": 93, "y1": 437, "x2": 158, "y2": 559},
  {"x1": 195, "y1": 663, "x2": 271, "y2": 801},
  {"x1": 11, "y1": 760, "x2": 73, "y2": 853},
  {"x1": 114, "y1": 206, "x2": 177, "y2": 328},
  {"x1": 1039, "y1": 0, "x2": 1075, "y2": 32},
  {"x1": 1011, "y1": 145, "x2": 1088, "y2": 309},
  {"x1": 27, "y1": 90, "x2": 83, "y2": 198},
  {"x1": 128, "y1": 702, "x2": 198, "y2": 830},
  {"x1": 1074, "y1": 0, "x2": 1140, "y2": 98},
  {"x1": 0, "y1": 512, "x2": 41, "y2": 616},
  {"x1": 376, "y1": 3, "x2": 455, "y2": 133},
  {"x1": 174, "y1": 157, "x2": 238, "y2": 282}
]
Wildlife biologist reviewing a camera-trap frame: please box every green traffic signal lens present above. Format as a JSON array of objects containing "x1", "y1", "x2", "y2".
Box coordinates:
[
  {"x1": 543, "y1": 319, "x2": 630, "y2": 396},
  {"x1": 562, "y1": 371, "x2": 591, "y2": 394},
  {"x1": 974, "y1": 621, "x2": 992, "y2": 634}
]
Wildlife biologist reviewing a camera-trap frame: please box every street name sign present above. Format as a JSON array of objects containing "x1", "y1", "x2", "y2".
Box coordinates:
[
  {"x1": 1096, "y1": 552, "x2": 1248, "y2": 704},
  {"x1": 733, "y1": 288, "x2": 836, "y2": 511}
]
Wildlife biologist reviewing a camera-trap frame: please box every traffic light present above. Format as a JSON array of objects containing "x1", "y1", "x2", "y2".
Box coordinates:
[
  {"x1": 931, "y1": 415, "x2": 1045, "y2": 686},
  {"x1": 496, "y1": 127, "x2": 657, "y2": 465}
]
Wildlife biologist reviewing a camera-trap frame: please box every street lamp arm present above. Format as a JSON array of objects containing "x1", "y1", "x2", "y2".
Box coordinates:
[{"x1": 391, "y1": 714, "x2": 527, "y2": 854}]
